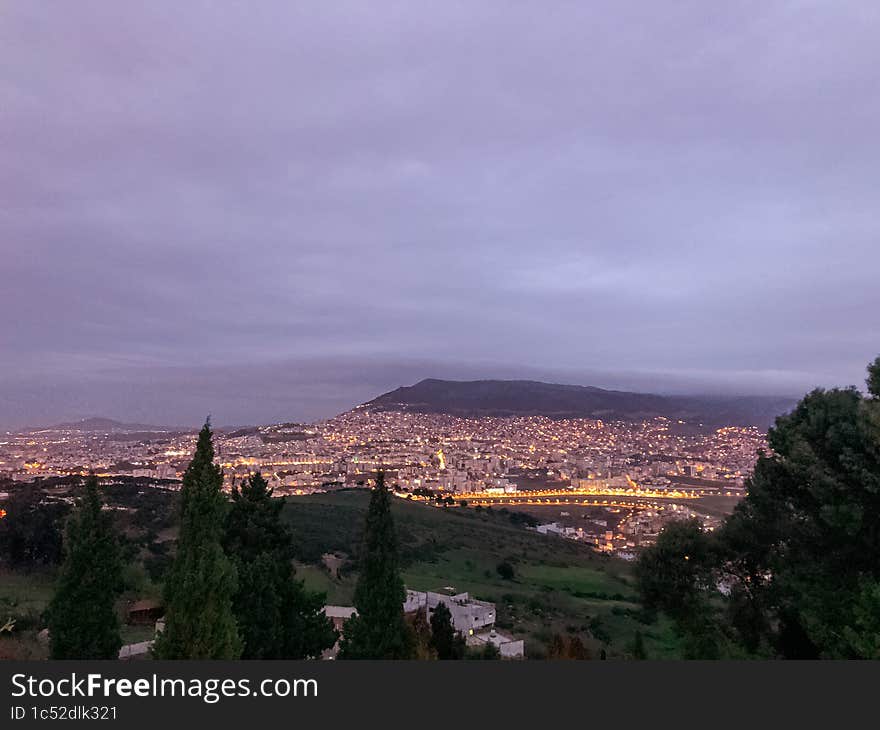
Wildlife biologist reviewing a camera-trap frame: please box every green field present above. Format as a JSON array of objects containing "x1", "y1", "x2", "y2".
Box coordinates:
[
  {"x1": 0, "y1": 569, "x2": 161, "y2": 659},
  {"x1": 283, "y1": 490, "x2": 681, "y2": 658},
  {"x1": 0, "y1": 488, "x2": 681, "y2": 659},
  {"x1": 0, "y1": 570, "x2": 55, "y2": 659},
  {"x1": 0, "y1": 570, "x2": 55, "y2": 616}
]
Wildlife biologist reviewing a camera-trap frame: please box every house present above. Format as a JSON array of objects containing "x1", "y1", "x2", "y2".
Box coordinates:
[
  {"x1": 403, "y1": 590, "x2": 496, "y2": 636},
  {"x1": 323, "y1": 605, "x2": 357, "y2": 633},
  {"x1": 467, "y1": 628, "x2": 524, "y2": 659},
  {"x1": 118, "y1": 640, "x2": 153, "y2": 660},
  {"x1": 322, "y1": 589, "x2": 524, "y2": 659},
  {"x1": 126, "y1": 599, "x2": 163, "y2": 625}
]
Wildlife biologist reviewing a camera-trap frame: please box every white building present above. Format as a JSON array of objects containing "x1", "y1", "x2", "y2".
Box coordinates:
[
  {"x1": 322, "y1": 589, "x2": 524, "y2": 659},
  {"x1": 467, "y1": 628, "x2": 524, "y2": 659},
  {"x1": 403, "y1": 590, "x2": 496, "y2": 636}
]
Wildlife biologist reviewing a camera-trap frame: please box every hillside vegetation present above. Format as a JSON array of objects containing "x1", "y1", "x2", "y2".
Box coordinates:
[{"x1": 283, "y1": 490, "x2": 679, "y2": 658}]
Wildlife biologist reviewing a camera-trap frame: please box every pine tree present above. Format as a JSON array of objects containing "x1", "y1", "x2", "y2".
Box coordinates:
[
  {"x1": 338, "y1": 472, "x2": 414, "y2": 659},
  {"x1": 153, "y1": 421, "x2": 241, "y2": 659},
  {"x1": 635, "y1": 355, "x2": 880, "y2": 658},
  {"x1": 47, "y1": 475, "x2": 123, "y2": 659},
  {"x1": 223, "y1": 472, "x2": 336, "y2": 658}
]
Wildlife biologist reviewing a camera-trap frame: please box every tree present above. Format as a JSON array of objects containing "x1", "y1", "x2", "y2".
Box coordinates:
[
  {"x1": 410, "y1": 607, "x2": 435, "y2": 660},
  {"x1": 637, "y1": 356, "x2": 880, "y2": 659},
  {"x1": 496, "y1": 561, "x2": 515, "y2": 580},
  {"x1": 715, "y1": 358, "x2": 880, "y2": 658},
  {"x1": 867, "y1": 356, "x2": 880, "y2": 400},
  {"x1": 46, "y1": 476, "x2": 123, "y2": 659},
  {"x1": 630, "y1": 630, "x2": 647, "y2": 660},
  {"x1": 637, "y1": 522, "x2": 741, "y2": 659},
  {"x1": 223, "y1": 472, "x2": 336, "y2": 659},
  {"x1": 153, "y1": 421, "x2": 241, "y2": 659},
  {"x1": 429, "y1": 601, "x2": 464, "y2": 659},
  {"x1": 547, "y1": 633, "x2": 567, "y2": 659},
  {"x1": 636, "y1": 519, "x2": 723, "y2": 658},
  {"x1": 338, "y1": 472, "x2": 414, "y2": 659},
  {"x1": 0, "y1": 485, "x2": 68, "y2": 570},
  {"x1": 568, "y1": 635, "x2": 590, "y2": 660}
]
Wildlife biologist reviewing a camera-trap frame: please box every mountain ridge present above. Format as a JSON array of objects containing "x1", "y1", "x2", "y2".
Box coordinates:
[
  {"x1": 27, "y1": 417, "x2": 170, "y2": 433},
  {"x1": 361, "y1": 378, "x2": 797, "y2": 429}
]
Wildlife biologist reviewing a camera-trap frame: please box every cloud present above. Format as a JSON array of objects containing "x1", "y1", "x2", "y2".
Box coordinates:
[{"x1": 1, "y1": 1, "x2": 878, "y2": 426}]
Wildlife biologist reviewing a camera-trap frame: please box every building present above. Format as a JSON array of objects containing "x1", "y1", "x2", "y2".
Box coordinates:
[
  {"x1": 403, "y1": 590, "x2": 496, "y2": 636},
  {"x1": 323, "y1": 605, "x2": 357, "y2": 633},
  {"x1": 126, "y1": 599, "x2": 163, "y2": 625},
  {"x1": 323, "y1": 589, "x2": 524, "y2": 659},
  {"x1": 467, "y1": 628, "x2": 525, "y2": 659}
]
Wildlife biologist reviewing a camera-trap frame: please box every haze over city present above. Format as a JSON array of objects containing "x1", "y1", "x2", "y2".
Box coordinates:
[{"x1": 3, "y1": 1, "x2": 879, "y2": 429}]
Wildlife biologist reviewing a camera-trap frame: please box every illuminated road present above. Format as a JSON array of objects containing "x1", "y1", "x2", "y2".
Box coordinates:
[
  {"x1": 462, "y1": 497, "x2": 672, "y2": 510},
  {"x1": 411, "y1": 485, "x2": 744, "y2": 511}
]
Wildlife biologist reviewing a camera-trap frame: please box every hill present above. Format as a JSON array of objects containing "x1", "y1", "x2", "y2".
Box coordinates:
[
  {"x1": 29, "y1": 417, "x2": 169, "y2": 433},
  {"x1": 362, "y1": 378, "x2": 795, "y2": 428},
  {"x1": 283, "y1": 489, "x2": 680, "y2": 658}
]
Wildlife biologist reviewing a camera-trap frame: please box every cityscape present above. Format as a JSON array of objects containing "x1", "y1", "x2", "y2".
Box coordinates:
[
  {"x1": 2, "y1": 1, "x2": 878, "y2": 702},
  {"x1": 1, "y1": 402, "x2": 766, "y2": 557}
]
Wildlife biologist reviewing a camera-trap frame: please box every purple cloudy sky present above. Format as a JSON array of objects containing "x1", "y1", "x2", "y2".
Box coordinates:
[{"x1": 2, "y1": 1, "x2": 879, "y2": 428}]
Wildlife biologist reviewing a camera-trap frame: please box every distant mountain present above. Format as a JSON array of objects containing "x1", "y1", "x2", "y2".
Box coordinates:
[
  {"x1": 361, "y1": 379, "x2": 797, "y2": 429},
  {"x1": 35, "y1": 417, "x2": 169, "y2": 433}
]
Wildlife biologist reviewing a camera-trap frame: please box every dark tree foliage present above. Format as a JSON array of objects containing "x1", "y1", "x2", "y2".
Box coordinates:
[
  {"x1": 636, "y1": 519, "x2": 724, "y2": 658},
  {"x1": 223, "y1": 472, "x2": 336, "y2": 659},
  {"x1": 547, "y1": 633, "x2": 567, "y2": 659},
  {"x1": 0, "y1": 486, "x2": 68, "y2": 569},
  {"x1": 429, "y1": 601, "x2": 464, "y2": 660},
  {"x1": 547, "y1": 633, "x2": 590, "y2": 660},
  {"x1": 496, "y1": 561, "x2": 515, "y2": 580},
  {"x1": 153, "y1": 422, "x2": 242, "y2": 659},
  {"x1": 867, "y1": 356, "x2": 880, "y2": 401},
  {"x1": 47, "y1": 476, "x2": 123, "y2": 659},
  {"x1": 630, "y1": 630, "x2": 647, "y2": 660},
  {"x1": 464, "y1": 641, "x2": 501, "y2": 660},
  {"x1": 409, "y1": 607, "x2": 435, "y2": 659},
  {"x1": 338, "y1": 472, "x2": 414, "y2": 659},
  {"x1": 719, "y1": 362, "x2": 880, "y2": 658},
  {"x1": 568, "y1": 635, "x2": 590, "y2": 660},
  {"x1": 637, "y1": 356, "x2": 880, "y2": 659}
]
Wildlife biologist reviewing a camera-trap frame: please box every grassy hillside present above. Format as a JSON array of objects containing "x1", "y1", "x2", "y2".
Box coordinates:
[
  {"x1": 1, "y1": 487, "x2": 680, "y2": 659},
  {"x1": 283, "y1": 490, "x2": 680, "y2": 658}
]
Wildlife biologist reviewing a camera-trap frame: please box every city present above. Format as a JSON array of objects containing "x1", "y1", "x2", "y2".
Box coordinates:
[
  {"x1": 0, "y1": 407, "x2": 766, "y2": 557},
  {"x1": 2, "y1": 3, "x2": 878, "y2": 714}
]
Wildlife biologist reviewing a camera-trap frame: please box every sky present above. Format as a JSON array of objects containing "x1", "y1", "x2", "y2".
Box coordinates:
[{"x1": 2, "y1": 1, "x2": 879, "y2": 429}]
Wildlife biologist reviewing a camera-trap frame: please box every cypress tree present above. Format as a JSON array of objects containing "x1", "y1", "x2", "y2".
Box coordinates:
[
  {"x1": 153, "y1": 421, "x2": 241, "y2": 659},
  {"x1": 429, "y1": 601, "x2": 463, "y2": 659},
  {"x1": 410, "y1": 607, "x2": 435, "y2": 659},
  {"x1": 223, "y1": 472, "x2": 336, "y2": 658},
  {"x1": 47, "y1": 475, "x2": 123, "y2": 659},
  {"x1": 338, "y1": 472, "x2": 414, "y2": 659}
]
